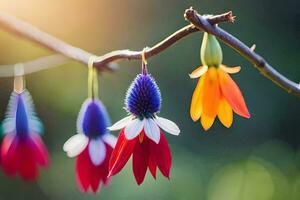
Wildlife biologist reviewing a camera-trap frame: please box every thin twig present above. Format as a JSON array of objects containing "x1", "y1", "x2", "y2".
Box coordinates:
[
  {"x1": 184, "y1": 7, "x2": 300, "y2": 98},
  {"x1": 0, "y1": 54, "x2": 70, "y2": 77},
  {"x1": 0, "y1": 11, "x2": 233, "y2": 71}
]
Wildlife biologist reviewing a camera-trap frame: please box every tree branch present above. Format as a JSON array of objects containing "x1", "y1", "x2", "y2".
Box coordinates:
[
  {"x1": 184, "y1": 7, "x2": 300, "y2": 98},
  {"x1": 0, "y1": 54, "x2": 70, "y2": 77},
  {"x1": 0, "y1": 11, "x2": 233, "y2": 71},
  {"x1": 93, "y1": 11, "x2": 234, "y2": 68},
  {"x1": 0, "y1": 9, "x2": 298, "y2": 98}
]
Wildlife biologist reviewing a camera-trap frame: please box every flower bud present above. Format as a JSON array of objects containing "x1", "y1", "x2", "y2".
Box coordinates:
[{"x1": 200, "y1": 32, "x2": 223, "y2": 67}]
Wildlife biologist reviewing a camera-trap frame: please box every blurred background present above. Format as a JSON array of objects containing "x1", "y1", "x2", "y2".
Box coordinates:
[{"x1": 0, "y1": 0, "x2": 299, "y2": 199}]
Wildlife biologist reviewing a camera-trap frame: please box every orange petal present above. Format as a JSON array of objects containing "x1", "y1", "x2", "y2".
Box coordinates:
[
  {"x1": 190, "y1": 75, "x2": 205, "y2": 121},
  {"x1": 201, "y1": 114, "x2": 215, "y2": 131},
  {"x1": 218, "y1": 98, "x2": 233, "y2": 128},
  {"x1": 189, "y1": 66, "x2": 208, "y2": 79},
  {"x1": 202, "y1": 67, "x2": 221, "y2": 118},
  {"x1": 220, "y1": 65, "x2": 241, "y2": 74},
  {"x1": 218, "y1": 68, "x2": 250, "y2": 118}
]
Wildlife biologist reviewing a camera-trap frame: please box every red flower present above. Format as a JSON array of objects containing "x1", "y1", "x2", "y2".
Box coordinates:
[
  {"x1": 76, "y1": 140, "x2": 113, "y2": 193},
  {"x1": 108, "y1": 128, "x2": 172, "y2": 185},
  {"x1": 1, "y1": 134, "x2": 48, "y2": 180}
]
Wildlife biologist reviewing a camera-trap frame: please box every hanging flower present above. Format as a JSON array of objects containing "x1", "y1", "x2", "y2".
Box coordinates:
[
  {"x1": 63, "y1": 65, "x2": 116, "y2": 193},
  {"x1": 108, "y1": 65, "x2": 180, "y2": 185},
  {"x1": 63, "y1": 98, "x2": 116, "y2": 193},
  {"x1": 190, "y1": 32, "x2": 250, "y2": 130},
  {"x1": 0, "y1": 90, "x2": 49, "y2": 180}
]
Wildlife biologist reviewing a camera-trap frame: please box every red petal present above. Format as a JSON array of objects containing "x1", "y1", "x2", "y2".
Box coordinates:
[
  {"x1": 100, "y1": 143, "x2": 113, "y2": 186},
  {"x1": 18, "y1": 154, "x2": 38, "y2": 180},
  {"x1": 76, "y1": 142, "x2": 113, "y2": 193},
  {"x1": 132, "y1": 132, "x2": 149, "y2": 185},
  {"x1": 16, "y1": 140, "x2": 38, "y2": 180},
  {"x1": 90, "y1": 143, "x2": 113, "y2": 192},
  {"x1": 108, "y1": 129, "x2": 137, "y2": 177},
  {"x1": 31, "y1": 134, "x2": 49, "y2": 167},
  {"x1": 76, "y1": 147, "x2": 91, "y2": 192},
  {"x1": 218, "y1": 68, "x2": 250, "y2": 118},
  {"x1": 148, "y1": 132, "x2": 172, "y2": 179},
  {"x1": 90, "y1": 172, "x2": 102, "y2": 193},
  {"x1": 1, "y1": 135, "x2": 48, "y2": 181},
  {"x1": 148, "y1": 147, "x2": 157, "y2": 179},
  {"x1": 1, "y1": 135, "x2": 18, "y2": 176}
]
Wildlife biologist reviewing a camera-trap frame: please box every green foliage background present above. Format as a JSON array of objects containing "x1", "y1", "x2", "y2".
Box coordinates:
[{"x1": 0, "y1": 0, "x2": 299, "y2": 199}]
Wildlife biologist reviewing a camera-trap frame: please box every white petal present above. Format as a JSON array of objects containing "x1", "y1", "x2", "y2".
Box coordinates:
[
  {"x1": 108, "y1": 115, "x2": 133, "y2": 131},
  {"x1": 102, "y1": 134, "x2": 117, "y2": 148},
  {"x1": 88, "y1": 139, "x2": 106, "y2": 166},
  {"x1": 124, "y1": 118, "x2": 144, "y2": 140},
  {"x1": 144, "y1": 118, "x2": 160, "y2": 144},
  {"x1": 154, "y1": 116, "x2": 180, "y2": 136},
  {"x1": 63, "y1": 134, "x2": 89, "y2": 157}
]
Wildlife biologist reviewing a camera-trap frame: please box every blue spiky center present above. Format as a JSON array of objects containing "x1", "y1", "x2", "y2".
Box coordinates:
[
  {"x1": 125, "y1": 74, "x2": 161, "y2": 119},
  {"x1": 79, "y1": 99, "x2": 110, "y2": 139}
]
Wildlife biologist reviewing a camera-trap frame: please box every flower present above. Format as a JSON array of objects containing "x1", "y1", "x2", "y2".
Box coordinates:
[
  {"x1": 108, "y1": 71, "x2": 180, "y2": 185},
  {"x1": 0, "y1": 90, "x2": 49, "y2": 180},
  {"x1": 63, "y1": 98, "x2": 116, "y2": 193},
  {"x1": 190, "y1": 33, "x2": 250, "y2": 130}
]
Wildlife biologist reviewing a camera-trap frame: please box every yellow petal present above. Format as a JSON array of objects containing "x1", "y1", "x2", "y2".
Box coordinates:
[
  {"x1": 189, "y1": 66, "x2": 208, "y2": 79},
  {"x1": 220, "y1": 65, "x2": 241, "y2": 74},
  {"x1": 218, "y1": 98, "x2": 233, "y2": 128},
  {"x1": 201, "y1": 114, "x2": 216, "y2": 131},
  {"x1": 190, "y1": 75, "x2": 205, "y2": 121},
  {"x1": 202, "y1": 67, "x2": 220, "y2": 118}
]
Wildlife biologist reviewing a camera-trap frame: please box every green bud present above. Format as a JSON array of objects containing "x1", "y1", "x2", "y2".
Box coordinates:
[{"x1": 200, "y1": 32, "x2": 223, "y2": 67}]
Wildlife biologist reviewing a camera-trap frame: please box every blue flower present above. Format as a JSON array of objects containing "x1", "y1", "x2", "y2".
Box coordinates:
[
  {"x1": 77, "y1": 98, "x2": 110, "y2": 139},
  {"x1": 125, "y1": 74, "x2": 161, "y2": 119}
]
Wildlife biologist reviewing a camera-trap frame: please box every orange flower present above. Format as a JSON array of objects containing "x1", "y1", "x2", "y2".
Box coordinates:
[{"x1": 190, "y1": 33, "x2": 250, "y2": 130}]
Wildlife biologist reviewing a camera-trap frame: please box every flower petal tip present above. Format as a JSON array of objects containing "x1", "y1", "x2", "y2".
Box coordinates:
[
  {"x1": 154, "y1": 117, "x2": 180, "y2": 136},
  {"x1": 188, "y1": 74, "x2": 197, "y2": 79},
  {"x1": 189, "y1": 66, "x2": 208, "y2": 79},
  {"x1": 223, "y1": 124, "x2": 232, "y2": 129},
  {"x1": 137, "y1": 181, "x2": 143, "y2": 186},
  {"x1": 108, "y1": 116, "x2": 133, "y2": 131},
  {"x1": 202, "y1": 127, "x2": 210, "y2": 131},
  {"x1": 107, "y1": 171, "x2": 113, "y2": 179},
  {"x1": 220, "y1": 65, "x2": 241, "y2": 74},
  {"x1": 239, "y1": 110, "x2": 251, "y2": 119},
  {"x1": 63, "y1": 134, "x2": 88, "y2": 157},
  {"x1": 191, "y1": 116, "x2": 199, "y2": 122}
]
